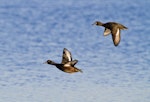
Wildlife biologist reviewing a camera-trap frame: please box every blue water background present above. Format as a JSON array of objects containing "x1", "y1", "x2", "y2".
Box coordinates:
[{"x1": 0, "y1": 0, "x2": 150, "y2": 102}]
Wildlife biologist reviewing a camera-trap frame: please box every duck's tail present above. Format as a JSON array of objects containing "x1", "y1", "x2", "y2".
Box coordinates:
[
  {"x1": 78, "y1": 69, "x2": 83, "y2": 73},
  {"x1": 121, "y1": 25, "x2": 128, "y2": 30}
]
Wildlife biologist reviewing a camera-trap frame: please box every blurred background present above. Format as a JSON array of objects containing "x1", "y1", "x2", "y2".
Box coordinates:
[{"x1": 0, "y1": 0, "x2": 150, "y2": 102}]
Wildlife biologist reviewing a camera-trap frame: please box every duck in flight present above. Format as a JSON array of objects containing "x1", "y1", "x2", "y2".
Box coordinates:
[
  {"x1": 45, "y1": 48, "x2": 82, "y2": 73},
  {"x1": 93, "y1": 21, "x2": 128, "y2": 46}
]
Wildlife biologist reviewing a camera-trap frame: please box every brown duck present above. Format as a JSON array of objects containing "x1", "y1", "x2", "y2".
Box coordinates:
[
  {"x1": 45, "y1": 48, "x2": 82, "y2": 73},
  {"x1": 93, "y1": 21, "x2": 128, "y2": 46}
]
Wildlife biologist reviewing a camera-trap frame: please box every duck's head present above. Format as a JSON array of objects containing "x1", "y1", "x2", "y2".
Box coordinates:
[
  {"x1": 92, "y1": 21, "x2": 103, "y2": 26},
  {"x1": 44, "y1": 60, "x2": 55, "y2": 65}
]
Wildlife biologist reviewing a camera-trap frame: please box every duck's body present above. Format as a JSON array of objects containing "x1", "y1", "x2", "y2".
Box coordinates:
[
  {"x1": 45, "y1": 48, "x2": 82, "y2": 73},
  {"x1": 93, "y1": 21, "x2": 127, "y2": 46}
]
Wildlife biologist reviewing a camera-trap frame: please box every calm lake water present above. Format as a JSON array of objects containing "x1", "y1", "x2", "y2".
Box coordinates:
[{"x1": 0, "y1": 0, "x2": 150, "y2": 102}]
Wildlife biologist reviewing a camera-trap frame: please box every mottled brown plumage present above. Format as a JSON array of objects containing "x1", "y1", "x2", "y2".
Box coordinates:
[{"x1": 93, "y1": 21, "x2": 127, "y2": 46}]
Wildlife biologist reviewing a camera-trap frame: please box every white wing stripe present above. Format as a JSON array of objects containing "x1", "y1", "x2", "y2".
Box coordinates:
[
  {"x1": 115, "y1": 28, "x2": 120, "y2": 43},
  {"x1": 66, "y1": 51, "x2": 71, "y2": 61},
  {"x1": 116, "y1": 28, "x2": 120, "y2": 36}
]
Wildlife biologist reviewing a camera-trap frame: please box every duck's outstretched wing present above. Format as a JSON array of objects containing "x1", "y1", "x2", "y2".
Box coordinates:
[
  {"x1": 70, "y1": 60, "x2": 78, "y2": 66},
  {"x1": 111, "y1": 28, "x2": 121, "y2": 46},
  {"x1": 64, "y1": 60, "x2": 78, "y2": 67},
  {"x1": 61, "y1": 48, "x2": 72, "y2": 64},
  {"x1": 104, "y1": 28, "x2": 111, "y2": 36}
]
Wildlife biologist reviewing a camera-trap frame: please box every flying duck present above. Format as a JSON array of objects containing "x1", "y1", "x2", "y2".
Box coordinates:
[
  {"x1": 45, "y1": 48, "x2": 82, "y2": 73},
  {"x1": 93, "y1": 21, "x2": 128, "y2": 46}
]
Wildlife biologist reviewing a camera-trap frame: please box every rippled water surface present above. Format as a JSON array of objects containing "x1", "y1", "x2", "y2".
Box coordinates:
[{"x1": 0, "y1": 0, "x2": 150, "y2": 102}]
